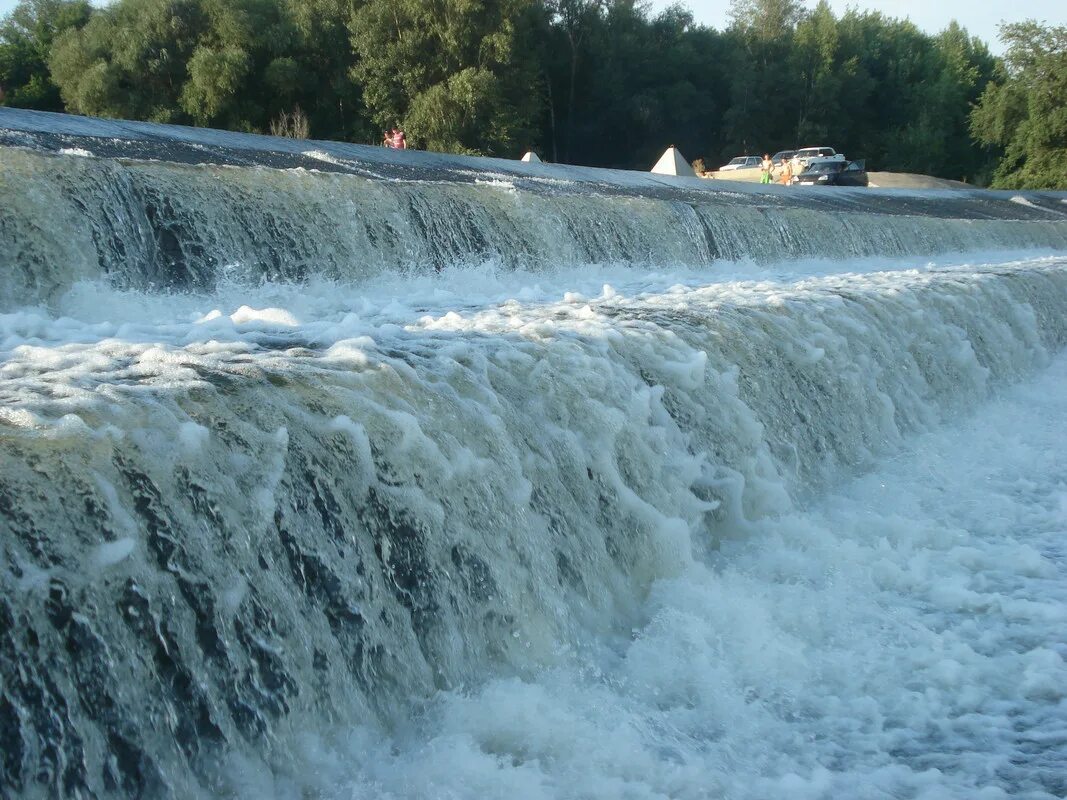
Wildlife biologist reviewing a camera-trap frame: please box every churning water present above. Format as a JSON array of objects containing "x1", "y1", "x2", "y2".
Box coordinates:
[{"x1": 1, "y1": 109, "x2": 1067, "y2": 799}]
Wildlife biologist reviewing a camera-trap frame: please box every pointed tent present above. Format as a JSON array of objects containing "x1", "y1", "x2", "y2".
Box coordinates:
[
  {"x1": 521, "y1": 151, "x2": 542, "y2": 163},
  {"x1": 650, "y1": 146, "x2": 694, "y2": 177}
]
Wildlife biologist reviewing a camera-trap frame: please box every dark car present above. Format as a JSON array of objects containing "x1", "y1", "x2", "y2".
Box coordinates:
[{"x1": 793, "y1": 159, "x2": 869, "y2": 187}]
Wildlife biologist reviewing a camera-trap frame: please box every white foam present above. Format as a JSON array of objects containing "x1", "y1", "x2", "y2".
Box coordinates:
[
  {"x1": 2, "y1": 251, "x2": 1066, "y2": 798},
  {"x1": 178, "y1": 421, "x2": 210, "y2": 453},
  {"x1": 474, "y1": 178, "x2": 516, "y2": 190},
  {"x1": 302, "y1": 149, "x2": 341, "y2": 165},
  {"x1": 230, "y1": 305, "x2": 300, "y2": 328},
  {"x1": 240, "y1": 351, "x2": 1067, "y2": 799},
  {"x1": 221, "y1": 576, "x2": 248, "y2": 614},
  {"x1": 93, "y1": 537, "x2": 135, "y2": 567}
]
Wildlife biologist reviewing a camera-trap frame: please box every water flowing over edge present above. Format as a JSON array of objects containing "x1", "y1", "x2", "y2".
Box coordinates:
[
  {"x1": 2, "y1": 110, "x2": 1067, "y2": 799},
  {"x1": 3, "y1": 257, "x2": 1067, "y2": 797},
  {"x1": 3, "y1": 108, "x2": 1067, "y2": 310}
]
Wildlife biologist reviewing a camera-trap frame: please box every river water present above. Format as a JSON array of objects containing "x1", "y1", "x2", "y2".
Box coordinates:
[{"x1": 1, "y1": 109, "x2": 1066, "y2": 799}]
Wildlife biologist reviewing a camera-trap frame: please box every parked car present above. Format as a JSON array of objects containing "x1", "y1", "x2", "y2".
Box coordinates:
[
  {"x1": 719, "y1": 156, "x2": 763, "y2": 171},
  {"x1": 770, "y1": 149, "x2": 796, "y2": 164},
  {"x1": 791, "y1": 146, "x2": 845, "y2": 171},
  {"x1": 792, "y1": 158, "x2": 869, "y2": 187}
]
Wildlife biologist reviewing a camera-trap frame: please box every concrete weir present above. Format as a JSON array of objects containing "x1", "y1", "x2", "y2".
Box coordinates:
[
  {"x1": 2, "y1": 107, "x2": 1067, "y2": 800},
  {"x1": 3, "y1": 108, "x2": 1067, "y2": 311}
]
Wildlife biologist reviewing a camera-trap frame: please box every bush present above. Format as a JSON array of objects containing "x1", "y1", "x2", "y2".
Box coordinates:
[{"x1": 269, "y1": 106, "x2": 310, "y2": 139}]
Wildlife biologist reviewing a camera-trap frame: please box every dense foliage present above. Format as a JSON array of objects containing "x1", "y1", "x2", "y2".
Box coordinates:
[
  {"x1": 970, "y1": 23, "x2": 1067, "y2": 189},
  {"x1": 0, "y1": 0, "x2": 90, "y2": 109},
  {"x1": 1, "y1": 0, "x2": 1062, "y2": 186}
]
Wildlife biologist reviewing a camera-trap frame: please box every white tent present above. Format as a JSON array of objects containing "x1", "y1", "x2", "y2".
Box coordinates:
[
  {"x1": 650, "y1": 146, "x2": 694, "y2": 177},
  {"x1": 521, "y1": 151, "x2": 542, "y2": 163}
]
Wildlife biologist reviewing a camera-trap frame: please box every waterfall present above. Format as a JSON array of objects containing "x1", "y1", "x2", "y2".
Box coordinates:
[
  {"x1": 2, "y1": 109, "x2": 1067, "y2": 799},
  {"x1": 3, "y1": 110, "x2": 1067, "y2": 309}
]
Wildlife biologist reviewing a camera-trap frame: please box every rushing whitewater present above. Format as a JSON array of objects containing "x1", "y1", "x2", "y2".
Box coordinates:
[{"x1": 2, "y1": 109, "x2": 1067, "y2": 799}]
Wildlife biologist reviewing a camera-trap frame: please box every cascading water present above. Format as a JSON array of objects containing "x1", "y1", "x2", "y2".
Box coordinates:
[{"x1": 2, "y1": 109, "x2": 1067, "y2": 799}]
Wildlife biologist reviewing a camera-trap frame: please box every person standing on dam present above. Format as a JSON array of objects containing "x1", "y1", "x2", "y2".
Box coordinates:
[
  {"x1": 760, "y1": 153, "x2": 773, "y2": 184},
  {"x1": 384, "y1": 127, "x2": 407, "y2": 149},
  {"x1": 778, "y1": 156, "x2": 793, "y2": 185}
]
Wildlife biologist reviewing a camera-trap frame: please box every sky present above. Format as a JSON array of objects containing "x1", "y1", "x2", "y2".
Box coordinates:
[
  {"x1": 1, "y1": 0, "x2": 1064, "y2": 54},
  {"x1": 646, "y1": 0, "x2": 1066, "y2": 54}
]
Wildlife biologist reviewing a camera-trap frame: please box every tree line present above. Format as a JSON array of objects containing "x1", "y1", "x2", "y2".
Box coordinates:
[{"x1": 1, "y1": 0, "x2": 1063, "y2": 188}]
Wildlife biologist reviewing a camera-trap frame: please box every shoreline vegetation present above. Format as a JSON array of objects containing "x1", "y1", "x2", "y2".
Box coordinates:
[{"x1": 0, "y1": 0, "x2": 1064, "y2": 189}]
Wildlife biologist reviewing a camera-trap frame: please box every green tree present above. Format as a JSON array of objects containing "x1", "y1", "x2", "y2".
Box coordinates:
[
  {"x1": 540, "y1": 0, "x2": 604, "y2": 162},
  {"x1": 934, "y1": 24, "x2": 997, "y2": 181},
  {"x1": 824, "y1": 11, "x2": 925, "y2": 169},
  {"x1": 179, "y1": 0, "x2": 296, "y2": 130},
  {"x1": 881, "y1": 22, "x2": 995, "y2": 180},
  {"x1": 350, "y1": 0, "x2": 543, "y2": 155},
  {"x1": 0, "y1": 0, "x2": 91, "y2": 109},
  {"x1": 0, "y1": 0, "x2": 1013, "y2": 177},
  {"x1": 721, "y1": 0, "x2": 805, "y2": 158},
  {"x1": 971, "y1": 22, "x2": 1067, "y2": 189},
  {"x1": 549, "y1": 2, "x2": 728, "y2": 169},
  {"x1": 791, "y1": 0, "x2": 844, "y2": 146},
  {"x1": 49, "y1": 0, "x2": 206, "y2": 122},
  {"x1": 284, "y1": 0, "x2": 371, "y2": 142},
  {"x1": 46, "y1": 0, "x2": 372, "y2": 138}
]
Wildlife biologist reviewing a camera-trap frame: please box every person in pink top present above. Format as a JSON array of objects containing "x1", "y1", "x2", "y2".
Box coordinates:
[{"x1": 391, "y1": 127, "x2": 407, "y2": 149}]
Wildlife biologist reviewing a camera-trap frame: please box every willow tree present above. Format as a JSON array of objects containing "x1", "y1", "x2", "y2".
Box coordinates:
[
  {"x1": 0, "y1": 0, "x2": 90, "y2": 109},
  {"x1": 178, "y1": 0, "x2": 296, "y2": 130},
  {"x1": 971, "y1": 22, "x2": 1067, "y2": 189},
  {"x1": 48, "y1": 0, "x2": 205, "y2": 121},
  {"x1": 349, "y1": 0, "x2": 544, "y2": 155}
]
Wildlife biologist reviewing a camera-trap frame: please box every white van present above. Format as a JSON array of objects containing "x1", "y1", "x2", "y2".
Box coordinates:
[
  {"x1": 719, "y1": 156, "x2": 763, "y2": 171},
  {"x1": 791, "y1": 147, "x2": 845, "y2": 171}
]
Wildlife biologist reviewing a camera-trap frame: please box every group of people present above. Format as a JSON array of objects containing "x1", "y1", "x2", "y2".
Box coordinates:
[
  {"x1": 383, "y1": 126, "x2": 407, "y2": 149},
  {"x1": 760, "y1": 154, "x2": 793, "y2": 185}
]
